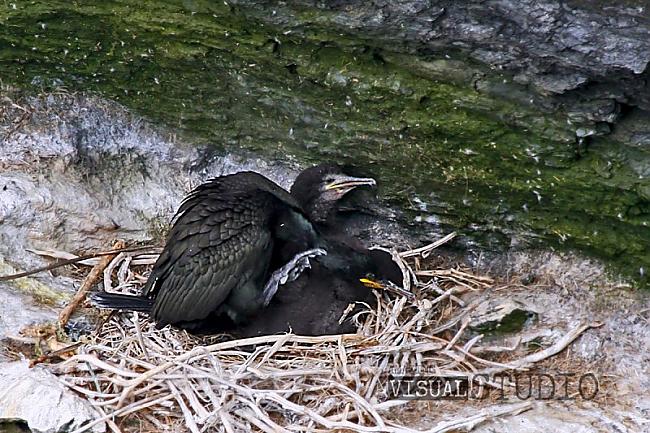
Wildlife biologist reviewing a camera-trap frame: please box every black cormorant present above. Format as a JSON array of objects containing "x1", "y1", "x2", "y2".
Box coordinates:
[
  {"x1": 233, "y1": 164, "x2": 403, "y2": 337},
  {"x1": 91, "y1": 165, "x2": 381, "y2": 330}
]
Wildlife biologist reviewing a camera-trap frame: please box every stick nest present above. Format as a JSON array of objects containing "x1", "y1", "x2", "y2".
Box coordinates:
[{"x1": 53, "y1": 234, "x2": 594, "y2": 433}]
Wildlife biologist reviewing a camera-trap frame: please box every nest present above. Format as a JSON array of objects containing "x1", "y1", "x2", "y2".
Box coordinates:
[{"x1": 52, "y1": 234, "x2": 596, "y2": 433}]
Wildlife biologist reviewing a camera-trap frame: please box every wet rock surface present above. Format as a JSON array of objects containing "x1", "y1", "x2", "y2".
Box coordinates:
[
  {"x1": 234, "y1": 0, "x2": 650, "y2": 137},
  {"x1": 1, "y1": 0, "x2": 648, "y2": 284}
]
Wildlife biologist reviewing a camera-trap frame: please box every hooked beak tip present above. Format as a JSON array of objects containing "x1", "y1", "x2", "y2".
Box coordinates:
[{"x1": 325, "y1": 176, "x2": 376, "y2": 192}]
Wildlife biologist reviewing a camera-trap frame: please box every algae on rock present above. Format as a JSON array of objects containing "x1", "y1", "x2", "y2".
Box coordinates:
[{"x1": 1, "y1": 0, "x2": 648, "y2": 285}]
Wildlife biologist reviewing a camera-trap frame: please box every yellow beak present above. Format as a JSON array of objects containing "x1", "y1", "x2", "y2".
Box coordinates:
[{"x1": 359, "y1": 278, "x2": 384, "y2": 289}]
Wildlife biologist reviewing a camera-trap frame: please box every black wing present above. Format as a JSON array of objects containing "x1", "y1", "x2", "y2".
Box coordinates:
[
  {"x1": 145, "y1": 173, "x2": 305, "y2": 326},
  {"x1": 174, "y1": 171, "x2": 300, "y2": 223}
]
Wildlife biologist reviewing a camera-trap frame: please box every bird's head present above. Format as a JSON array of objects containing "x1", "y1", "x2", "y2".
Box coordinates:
[
  {"x1": 358, "y1": 248, "x2": 405, "y2": 290},
  {"x1": 291, "y1": 163, "x2": 376, "y2": 223}
]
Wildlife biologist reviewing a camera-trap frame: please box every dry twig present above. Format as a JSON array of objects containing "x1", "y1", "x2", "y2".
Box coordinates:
[{"x1": 58, "y1": 241, "x2": 125, "y2": 328}]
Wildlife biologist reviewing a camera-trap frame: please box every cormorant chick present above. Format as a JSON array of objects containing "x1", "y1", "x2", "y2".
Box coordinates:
[
  {"x1": 291, "y1": 163, "x2": 400, "y2": 287},
  {"x1": 234, "y1": 164, "x2": 403, "y2": 337},
  {"x1": 234, "y1": 245, "x2": 401, "y2": 337},
  {"x1": 91, "y1": 166, "x2": 378, "y2": 331},
  {"x1": 290, "y1": 163, "x2": 376, "y2": 227}
]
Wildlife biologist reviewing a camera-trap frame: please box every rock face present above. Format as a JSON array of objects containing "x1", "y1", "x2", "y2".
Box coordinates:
[
  {"x1": 215, "y1": 0, "x2": 650, "y2": 287},
  {"x1": 1, "y1": 0, "x2": 647, "y2": 285},
  {"x1": 0, "y1": 361, "x2": 105, "y2": 433},
  {"x1": 274, "y1": 0, "x2": 650, "y2": 100},
  {"x1": 233, "y1": 0, "x2": 650, "y2": 138}
]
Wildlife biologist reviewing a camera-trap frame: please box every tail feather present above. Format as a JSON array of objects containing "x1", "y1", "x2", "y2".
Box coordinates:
[{"x1": 90, "y1": 292, "x2": 154, "y2": 313}]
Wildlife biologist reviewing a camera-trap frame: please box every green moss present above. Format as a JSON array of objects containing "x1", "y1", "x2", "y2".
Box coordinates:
[
  {"x1": 472, "y1": 308, "x2": 537, "y2": 335},
  {"x1": 1, "y1": 0, "x2": 648, "y2": 287},
  {"x1": 0, "y1": 259, "x2": 71, "y2": 306}
]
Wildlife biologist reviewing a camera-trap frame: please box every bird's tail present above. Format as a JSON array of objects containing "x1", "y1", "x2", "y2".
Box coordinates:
[{"x1": 90, "y1": 292, "x2": 154, "y2": 312}]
